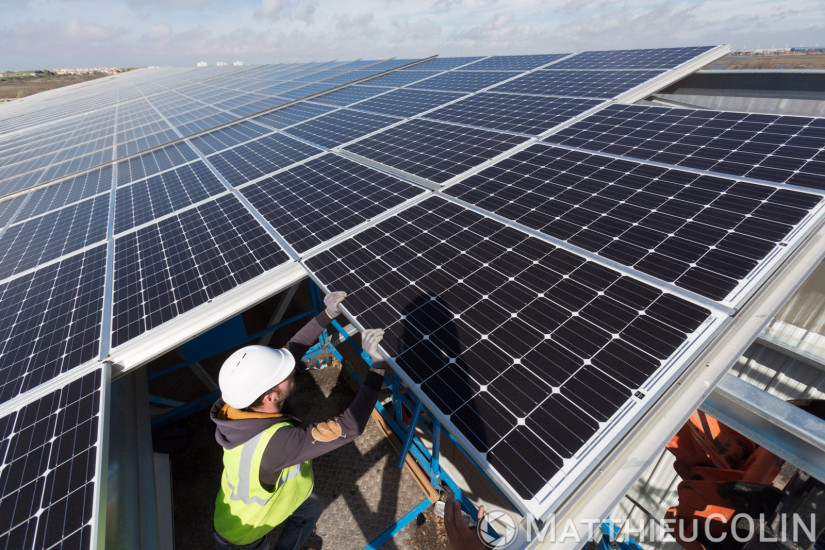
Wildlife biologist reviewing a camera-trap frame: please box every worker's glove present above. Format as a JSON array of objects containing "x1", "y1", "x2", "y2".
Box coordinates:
[
  {"x1": 323, "y1": 291, "x2": 347, "y2": 317},
  {"x1": 361, "y1": 328, "x2": 385, "y2": 363}
]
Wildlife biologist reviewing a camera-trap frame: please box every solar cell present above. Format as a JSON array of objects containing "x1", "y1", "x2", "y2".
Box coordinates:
[
  {"x1": 552, "y1": 46, "x2": 717, "y2": 69},
  {"x1": 446, "y1": 143, "x2": 822, "y2": 301},
  {"x1": 111, "y1": 195, "x2": 290, "y2": 347},
  {"x1": 458, "y1": 54, "x2": 570, "y2": 71},
  {"x1": 252, "y1": 103, "x2": 335, "y2": 129},
  {"x1": 342, "y1": 119, "x2": 528, "y2": 184},
  {"x1": 279, "y1": 83, "x2": 338, "y2": 100},
  {"x1": 14, "y1": 167, "x2": 113, "y2": 222},
  {"x1": 352, "y1": 89, "x2": 465, "y2": 118},
  {"x1": 283, "y1": 109, "x2": 401, "y2": 149},
  {"x1": 117, "y1": 143, "x2": 200, "y2": 186},
  {"x1": 0, "y1": 194, "x2": 109, "y2": 281},
  {"x1": 424, "y1": 93, "x2": 603, "y2": 135},
  {"x1": 491, "y1": 69, "x2": 665, "y2": 98},
  {"x1": 544, "y1": 103, "x2": 825, "y2": 190},
  {"x1": 408, "y1": 71, "x2": 517, "y2": 93},
  {"x1": 207, "y1": 133, "x2": 322, "y2": 187},
  {"x1": 0, "y1": 245, "x2": 106, "y2": 403},
  {"x1": 114, "y1": 161, "x2": 227, "y2": 233},
  {"x1": 240, "y1": 153, "x2": 425, "y2": 253},
  {"x1": 304, "y1": 195, "x2": 715, "y2": 503},
  {"x1": 0, "y1": 367, "x2": 104, "y2": 548}
]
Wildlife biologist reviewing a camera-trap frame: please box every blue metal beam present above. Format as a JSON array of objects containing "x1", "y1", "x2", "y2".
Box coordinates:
[{"x1": 363, "y1": 497, "x2": 433, "y2": 550}]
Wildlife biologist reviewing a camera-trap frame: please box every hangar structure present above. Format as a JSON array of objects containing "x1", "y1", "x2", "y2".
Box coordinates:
[{"x1": 0, "y1": 45, "x2": 824, "y2": 549}]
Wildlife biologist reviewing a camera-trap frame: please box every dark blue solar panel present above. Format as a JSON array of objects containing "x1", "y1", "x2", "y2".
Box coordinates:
[
  {"x1": 0, "y1": 245, "x2": 106, "y2": 403},
  {"x1": 0, "y1": 194, "x2": 109, "y2": 280},
  {"x1": 240, "y1": 154, "x2": 425, "y2": 253},
  {"x1": 353, "y1": 89, "x2": 465, "y2": 118},
  {"x1": 187, "y1": 120, "x2": 271, "y2": 156},
  {"x1": 552, "y1": 46, "x2": 717, "y2": 69},
  {"x1": 446, "y1": 143, "x2": 822, "y2": 301},
  {"x1": 252, "y1": 103, "x2": 335, "y2": 129},
  {"x1": 363, "y1": 71, "x2": 441, "y2": 88},
  {"x1": 459, "y1": 54, "x2": 570, "y2": 71},
  {"x1": 0, "y1": 367, "x2": 102, "y2": 547},
  {"x1": 544, "y1": 103, "x2": 825, "y2": 190},
  {"x1": 0, "y1": 196, "x2": 24, "y2": 228},
  {"x1": 283, "y1": 109, "x2": 401, "y2": 149},
  {"x1": 402, "y1": 57, "x2": 483, "y2": 70},
  {"x1": 408, "y1": 71, "x2": 516, "y2": 93},
  {"x1": 231, "y1": 96, "x2": 292, "y2": 118},
  {"x1": 305, "y1": 195, "x2": 711, "y2": 499},
  {"x1": 313, "y1": 85, "x2": 388, "y2": 107},
  {"x1": 366, "y1": 59, "x2": 420, "y2": 71},
  {"x1": 491, "y1": 69, "x2": 665, "y2": 98},
  {"x1": 343, "y1": 119, "x2": 528, "y2": 184},
  {"x1": 117, "y1": 143, "x2": 200, "y2": 187},
  {"x1": 279, "y1": 83, "x2": 338, "y2": 101},
  {"x1": 15, "y1": 168, "x2": 113, "y2": 222},
  {"x1": 207, "y1": 133, "x2": 322, "y2": 187},
  {"x1": 111, "y1": 195, "x2": 290, "y2": 347},
  {"x1": 425, "y1": 93, "x2": 603, "y2": 135},
  {"x1": 114, "y1": 161, "x2": 227, "y2": 233}
]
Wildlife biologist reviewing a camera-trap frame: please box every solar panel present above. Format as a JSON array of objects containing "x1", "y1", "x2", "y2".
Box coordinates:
[
  {"x1": 407, "y1": 71, "x2": 517, "y2": 93},
  {"x1": 240, "y1": 153, "x2": 425, "y2": 253},
  {"x1": 114, "y1": 161, "x2": 227, "y2": 234},
  {"x1": 312, "y1": 85, "x2": 388, "y2": 107},
  {"x1": 0, "y1": 194, "x2": 109, "y2": 280},
  {"x1": 491, "y1": 69, "x2": 666, "y2": 98},
  {"x1": 283, "y1": 109, "x2": 401, "y2": 150},
  {"x1": 544, "y1": 103, "x2": 825, "y2": 190},
  {"x1": 117, "y1": 143, "x2": 201, "y2": 186},
  {"x1": 251, "y1": 102, "x2": 335, "y2": 129},
  {"x1": 304, "y1": 195, "x2": 722, "y2": 509},
  {"x1": 352, "y1": 89, "x2": 465, "y2": 118},
  {"x1": 111, "y1": 195, "x2": 290, "y2": 348},
  {"x1": 445, "y1": 143, "x2": 823, "y2": 302},
  {"x1": 0, "y1": 366, "x2": 105, "y2": 548},
  {"x1": 401, "y1": 57, "x2": 483, "y2": 70},
  {"x1": 424, "y1": 93, "x2": 604, "y2": 135},
  {"x1": 459, "y1": 54, "x2": 570, "y2": 71},
  {"x1": 187, "y1": 120, "x2": 271, "y2": 156},
  {"x1": 0, "y1": 197, "x2": 24, "y2": 228},
  {"x1": 360, "y1": 71, "x2": 441, "y2": 88},
  {"x1": 551, "y1": 46, "x2": 717, "y2": 69},
  {"x1": 13, "y1": 167, "x2": 113, "y2": 222},
  {"x1": 342, "y1": 119, "x2": 528, "y2": 185},
  {"x1": 207, "y1": 132, "x2": 322, "y2": 187},
  {"x1": 0, "y1": 245, "x2": 106, "y2": 403}
]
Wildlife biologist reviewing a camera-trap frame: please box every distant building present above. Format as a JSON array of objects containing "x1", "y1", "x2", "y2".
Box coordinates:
[
  {"x1": 233, "y1": 61, "x2": 244, "y2": 66},
  {"x1": 197, "y1": 61, "x2": 208, "y2": 67},
  {"x1": 216, "y1": 61, "x2": 228, "y2": 67}
]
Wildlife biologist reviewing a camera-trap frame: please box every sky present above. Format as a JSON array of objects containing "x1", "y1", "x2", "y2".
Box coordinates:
[{"x1": 1, "y1": 0, "x2": 824, "y2": 70}]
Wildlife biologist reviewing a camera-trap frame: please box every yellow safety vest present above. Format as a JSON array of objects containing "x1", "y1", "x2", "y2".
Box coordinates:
[{"x1": 214, "y1": 421, "x2": 314, "y2": 545}]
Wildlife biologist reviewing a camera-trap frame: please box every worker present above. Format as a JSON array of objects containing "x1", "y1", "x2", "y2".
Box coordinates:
[{"x1": 211, "y1": 291, "x2": 387, "y2": 550}]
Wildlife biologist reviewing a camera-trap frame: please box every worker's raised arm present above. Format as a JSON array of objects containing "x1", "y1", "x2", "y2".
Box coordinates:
[
  {"x1": 259, "y1": 329, "x2": 387, "y2": 489},
  {"x1": 287, "y1": 291, "x2": 347, "y2": 361}
]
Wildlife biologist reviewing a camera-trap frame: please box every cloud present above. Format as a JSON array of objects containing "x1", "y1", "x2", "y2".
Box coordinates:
[
  {"x1": 335, "y1": 12, "x2": 382, "y2": 39},
  {"x1": 146, "y1": 23, "x2": 173, "y2": 40},
  {"x1": 257, "y1": 0, "x2": 318, "y2": 23},
  {"x1": 392, "y1": 17, "x2": 442, "y2": 41},
  {"x1": 62, "y1": 17, "x2": 121, "y2": 42}
]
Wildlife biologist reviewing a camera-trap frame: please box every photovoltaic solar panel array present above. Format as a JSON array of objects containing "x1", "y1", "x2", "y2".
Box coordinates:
[{"x1": 2, "y1": 44, "x2": 825, "y2": 542}]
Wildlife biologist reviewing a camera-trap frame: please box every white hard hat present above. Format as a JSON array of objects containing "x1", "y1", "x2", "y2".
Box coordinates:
[{"x1": 219, "y1": 345, "x2": 295, "y2": 409}]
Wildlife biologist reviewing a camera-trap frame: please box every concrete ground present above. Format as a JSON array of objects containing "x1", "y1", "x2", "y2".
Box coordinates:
[{"x1": 164, "y1": 360, "x2": 452, "y2": 549}]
